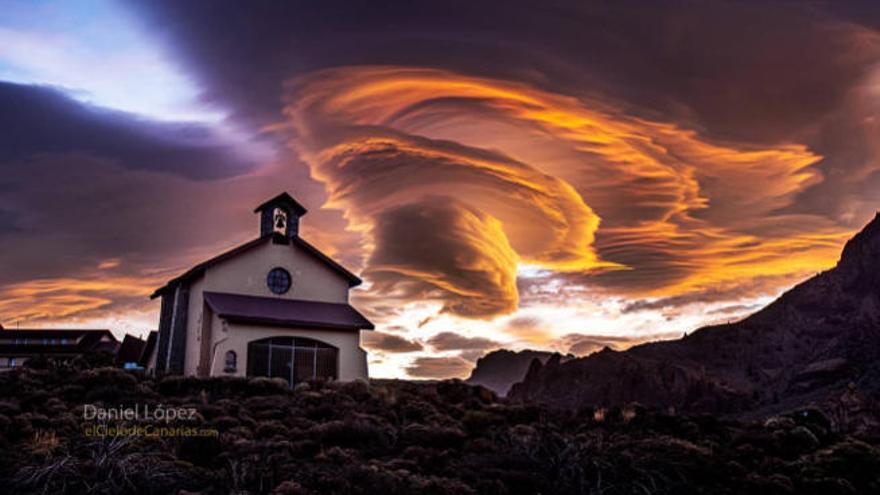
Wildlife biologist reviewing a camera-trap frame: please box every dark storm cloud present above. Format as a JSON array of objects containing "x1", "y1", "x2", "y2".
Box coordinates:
[
  {"x1": 124, "y1": 0, "x2": 880, "y2": 316},
  {"x1": 362, "y1": 332, "x2": 423, "y2": 353},
  {"x1": 129, "y1": 0, "x2": 880, "y2": 143},
  {"x1": 9, "y1": 0, "x2": 880, "y2": 330},
  {"x1": 0, "y1": 82, "x2": 318, "y2": 324},
  {"x1": 0, "y1": 82, "x2": 257, "y2": 179},
  {"x1": 0, "y1": 209, "x2": 20, "y2": 236},
  {"x1": 0, "y1": 82, "x2": 268, "y2": 284},
  {"x1": 426, "y1": 332, "x2": 501, "y2": 352}
]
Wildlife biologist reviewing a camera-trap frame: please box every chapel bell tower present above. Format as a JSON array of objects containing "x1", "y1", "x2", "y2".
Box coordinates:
[{"x1": 254, "y1": 192, "x2": 308, "y2": 239}]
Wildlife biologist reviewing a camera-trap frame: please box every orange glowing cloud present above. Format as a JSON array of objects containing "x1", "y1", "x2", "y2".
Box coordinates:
[
  {"x1": 0, "y1": 275, "x2": 159, "y2": 325},
  {"x1": 276, "y1": 66, "x2": 850, "y2": 317},
  {"x1": 364, "y1": 197, "x2": 521, "y2": 318}
]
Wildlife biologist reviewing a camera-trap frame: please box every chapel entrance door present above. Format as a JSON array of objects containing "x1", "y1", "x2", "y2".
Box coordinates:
[{"x1": 246, "y1": 336, "x2": 338, "y2": 386}]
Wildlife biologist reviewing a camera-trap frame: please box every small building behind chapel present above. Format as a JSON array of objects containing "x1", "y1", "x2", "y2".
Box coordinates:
[
  {"x1": 146, "y1": 193, "x2": 373, "y2": 384},
  {"x1": 0, "y1": 328, "x2": 119, "y2": 370}
]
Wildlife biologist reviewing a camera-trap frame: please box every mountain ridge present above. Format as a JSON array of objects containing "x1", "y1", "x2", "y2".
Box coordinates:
[
  {"x1": 465, "y1": 349, "x2": 570, "y2": 396},
  {"x1": 509, "y1": 214, "x2": 880, "y2": 434}
]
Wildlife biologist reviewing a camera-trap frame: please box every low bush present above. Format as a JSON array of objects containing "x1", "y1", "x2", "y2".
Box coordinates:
[{"x1": 0, "y1": 362, "x2": 877, "y2": 494}]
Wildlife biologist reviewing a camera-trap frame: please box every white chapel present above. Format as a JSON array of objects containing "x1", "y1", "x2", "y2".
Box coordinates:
[{"x1": 146, "y1": 192, "x2": 373, "y2": 384}]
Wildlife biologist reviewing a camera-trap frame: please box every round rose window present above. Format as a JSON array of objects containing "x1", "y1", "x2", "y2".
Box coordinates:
[{"x1": 266, "y1": 267, "x2": 291, "y2": 294}]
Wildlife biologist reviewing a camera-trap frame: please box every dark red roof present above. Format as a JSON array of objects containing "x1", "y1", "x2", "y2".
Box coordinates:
[
  {"x1": 203, "y1": 291, "x2": 374, "y2": 331},
  {"x1": 151, "y1": 233, "x2": 362, "y2": 298}
]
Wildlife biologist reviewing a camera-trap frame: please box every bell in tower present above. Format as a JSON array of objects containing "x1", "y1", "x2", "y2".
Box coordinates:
[
  {"x1": 273, "y1": 208, "x2": 288, "y2": 234},
  {"x1": 254, "y1": 192, "x2": 308, "y2": 239}
]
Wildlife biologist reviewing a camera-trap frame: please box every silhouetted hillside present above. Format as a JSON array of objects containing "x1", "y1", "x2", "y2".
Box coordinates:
[
  {"x1": 1, "y1": 359, "x2": 879, "y2": 494},
  {"x1": 510, "y1": 214, "x2": 880, "y2": 434}
]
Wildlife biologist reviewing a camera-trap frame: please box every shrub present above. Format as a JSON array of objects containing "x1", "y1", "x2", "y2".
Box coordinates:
[
  {"x1": 400, "y1": 423, "x2": 466, "y2": 449},
  {"x1": 246, "y1": 377, "x2": 291, "y2": 396},
  {"x1": 311, "y1": 416, "x2": 393, "y2": 451},
  {"x1": 462, "y1": 410, "x2": 505, "y2": 434},
  {"x1": 255, "y1": 419, "x2": 290, "y2": 439},
  {"x1": 75, "y1": 367, "x2": 138, "y2": 390},
  {"x1": 273, "y1": 480, "x2": 310, "y2": 495},
  {"x1": 1, "y1": 358, "x2": 879, "y2": 494},
  {"x1": 176, "y1": 434, "x2": 223, "y2": 467}
]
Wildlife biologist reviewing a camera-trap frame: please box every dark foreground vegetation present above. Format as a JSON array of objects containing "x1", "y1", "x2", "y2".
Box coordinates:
[{"x1": 0, "y1": 356, "x2": 879, "y2": 495}]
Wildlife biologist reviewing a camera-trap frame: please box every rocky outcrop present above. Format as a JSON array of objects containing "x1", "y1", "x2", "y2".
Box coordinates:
[
  {"x1": 466, "y1": 349, "x2": 569, "y2": 396},
  {"x1": 510, "y1": 214, "x2": 880, "y2": 433}
]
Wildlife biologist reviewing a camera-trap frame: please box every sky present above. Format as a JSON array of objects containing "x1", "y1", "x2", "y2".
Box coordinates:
[{"x1": 1, "y1": 0, "x2": 880, "y2": 379}]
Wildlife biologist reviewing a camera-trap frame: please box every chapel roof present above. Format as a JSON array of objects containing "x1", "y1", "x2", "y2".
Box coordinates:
[{"x1": 150, "y1": 233, "x2": 362, "y2": 298}]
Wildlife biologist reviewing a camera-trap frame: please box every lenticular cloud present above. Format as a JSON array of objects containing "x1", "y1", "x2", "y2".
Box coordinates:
[{"x1": 279, "y1": 66, "x2": 846, "y2": 317}]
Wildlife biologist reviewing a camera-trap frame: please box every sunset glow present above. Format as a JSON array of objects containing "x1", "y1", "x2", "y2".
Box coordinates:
[{"x1": 2, "y1": 1, "x2": 879, "y2": 379}]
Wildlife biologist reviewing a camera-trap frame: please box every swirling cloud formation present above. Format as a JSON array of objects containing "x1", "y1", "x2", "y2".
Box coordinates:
[{"x1": 279, "y1": 67, "x2": 847, "y2": 317}]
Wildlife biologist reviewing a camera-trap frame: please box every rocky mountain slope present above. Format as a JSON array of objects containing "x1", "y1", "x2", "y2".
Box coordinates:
[
  {"x1": 465, "y1": 349, "x2": 567, "y2": 396},
  {"x1": 510, "y1": 214, "x2": 880, "y2": 433}
]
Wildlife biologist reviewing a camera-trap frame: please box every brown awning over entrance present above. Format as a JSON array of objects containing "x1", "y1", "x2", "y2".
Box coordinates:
[{"x1": 203, "y1": 291, "x2": 374, "y2": 331}]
